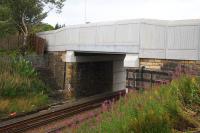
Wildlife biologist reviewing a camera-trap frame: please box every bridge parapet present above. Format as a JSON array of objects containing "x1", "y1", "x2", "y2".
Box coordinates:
[
  {"x1": 37, "y1": 19, "x2": 141, "y2": 53},
  {"x1": 37, "y1": 19, "x2": 200, "y2": 61}
]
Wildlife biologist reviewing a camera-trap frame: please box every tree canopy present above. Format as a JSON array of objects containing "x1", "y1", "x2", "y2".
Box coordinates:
[
  {"x1": 31, "y1": 23, "x2": 54, "y2": 33},
  {"x1": 55, "y1": 23, "x2": 65, "y2": 30},
  {"x1": 0, "y1": 0, "x2": 65, "y2": 45},
  {"x1": 0, "y1": 2, "x2": 16, "y2": 37}
]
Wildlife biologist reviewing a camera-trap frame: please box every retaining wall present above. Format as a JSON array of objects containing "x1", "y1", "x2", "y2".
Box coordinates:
[{"x1": 139, "y1": 58, "x2": 200, "y2": 71}]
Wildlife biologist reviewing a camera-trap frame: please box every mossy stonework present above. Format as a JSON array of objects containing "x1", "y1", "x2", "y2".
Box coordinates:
[
  {"x1": 64, "y1": 62, "x2": 77, "y2": 97},
  {"x1": 46, "y1": 51, "x2": 77, "y2": 97},
  {"x1": 48, "y1": 52, "x2": 66, "y2": 89}
]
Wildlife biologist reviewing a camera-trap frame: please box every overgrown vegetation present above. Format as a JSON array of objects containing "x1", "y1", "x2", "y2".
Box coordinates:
[
  {"x1": 75, "y1": 75, "x2": 200, "y2": 133},
  {"x1": 0, "y1": 2, "x2": 17, "y2": 38},
  {"x1": 0, "y1": 0, "x2": 65, "y2": 45},
  {"x1": 0, "y1": 53, "x2": 49, "y2": 117}
]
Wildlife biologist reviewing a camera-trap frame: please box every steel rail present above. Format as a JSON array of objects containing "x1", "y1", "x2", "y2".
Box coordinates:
[{"x1": 0, "y1": 91, "x2": 125, "y2": 133}]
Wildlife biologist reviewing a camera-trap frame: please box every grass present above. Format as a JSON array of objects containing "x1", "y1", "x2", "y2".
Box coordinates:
[
  {"x1": 0, "y1": 94, "x2": 48, "y2": 116},
  {"x1": 0, "y1": 49, "x2": 20, "y2": 56},
  {"x1": 0, "y1": 53, "x2": 49, "y2": 117},
  {"x1": 75, "y1": 75, "x2": 200, "y2": 133}
]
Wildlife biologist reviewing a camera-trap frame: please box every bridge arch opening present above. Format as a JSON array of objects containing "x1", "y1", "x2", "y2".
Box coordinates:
[{"x1": 65, "y1": 51, "x2": 127, "y2": 98}]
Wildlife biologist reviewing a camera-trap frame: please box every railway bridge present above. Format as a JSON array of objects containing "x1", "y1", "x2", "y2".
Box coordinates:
[{"x1": 37, "y1": 19, "x2": 200, "y2": 97}]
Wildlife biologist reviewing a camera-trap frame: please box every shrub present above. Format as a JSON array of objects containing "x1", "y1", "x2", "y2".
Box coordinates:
[
  {"x1": 0, "y1": 55, "x2": 49, "y2": 116},
  {"x1": 0, "y1": 73, "x2": 48, "y2": 97},
  {"x1": 11, "y1": 57, "x2": 37, "y2": 77},
  {"x1": 0, "y1": 49, "x2": 20, "y2": 56},
  {"x1": 0, "y1": 56, "x2": 48, "y2": 98},
  {"x1": 76, "y1": 75, "x2": 200, "y2": 133},
  {"x1": 171, "y1": 75, "x2": 200, "y2": 112}
]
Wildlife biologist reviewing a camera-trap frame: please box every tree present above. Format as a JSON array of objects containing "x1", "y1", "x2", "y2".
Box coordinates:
[
  {"x1": 31, "y1": 23, "x2": 54, "y2": 33},
  {"x1": 55, "y1": 23, "x2": 65, "y2": 30},
  {"x1": 0, "y1": 2, "x2": 16, "y2": 38},
  {"x1": 55, "y1": 23, "x2": 61, "y2": 29},
  {"x1": 5, "y1": 0, "x2": 66, "y2": 46}
]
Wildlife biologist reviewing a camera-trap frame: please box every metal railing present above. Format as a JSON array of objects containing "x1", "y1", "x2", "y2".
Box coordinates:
[{"x1": 126, "y1": 67, "x2": 172, "y2": 89}]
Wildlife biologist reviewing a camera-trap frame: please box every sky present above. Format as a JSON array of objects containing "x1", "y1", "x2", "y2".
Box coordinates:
[{"x1": 43, "y1": 0, "x2": 200, "y2": 26}]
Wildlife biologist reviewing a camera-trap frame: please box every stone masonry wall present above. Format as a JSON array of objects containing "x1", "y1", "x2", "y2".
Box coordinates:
[
  {"x1": 48, "y1": 52, "x2": 66, "y2": 89},
  {"x1": 64, "y1": 62, "x2": 77, "y2": 97},
  {"x1": 124, "y1": 58, "x2": 200, "y2": 89},
  {"x1": 140, "y1": 58, "x2": 200, "y2": 71}
]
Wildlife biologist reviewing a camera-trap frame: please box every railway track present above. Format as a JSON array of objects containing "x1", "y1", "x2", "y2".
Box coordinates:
[{"x1": 0, "y1": 91, "x2": 125, "y2": 133}]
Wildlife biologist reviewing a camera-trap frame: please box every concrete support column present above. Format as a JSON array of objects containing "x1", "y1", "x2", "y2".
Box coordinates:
[{"x1": 123, "y1": 54, "x2": 139, "y2": 91}]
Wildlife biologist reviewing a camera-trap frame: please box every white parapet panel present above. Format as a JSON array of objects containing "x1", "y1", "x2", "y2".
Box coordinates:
[
  {"x1": 37, "y1": 19, "x2": 141, "y2": 53},
  {"x1": 166, "y1": 25, "x2": 200, "y2": 60},
  {"x1": 124, "y1": 54, "x2": 139, "y2": 68},
  {"x1": 37, "y1": 19, "x2": 200, "y2": 61},
  {"x1": 139, "y1": 23, "x2": 166, "y2": 59},
  {"x1": 55, "y1": 29, "x2": 68, "y2": 46},
  {"x1": 79, "y1": 26, "x2": 97, "y2": 44}
]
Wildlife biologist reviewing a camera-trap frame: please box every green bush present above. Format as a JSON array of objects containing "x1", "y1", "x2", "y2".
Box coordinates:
[
  {"x1": 0, "y1": 49, "x2": 20, "y2": 56},
  {"x1": 77, "y1": 75, "x2": 200, "y2": 133},
  {"x1": 171, "y1": 76, "x2": 200, "y2": 107},
  {"x1": 12, "y1": 57, "x2": 37, "y2": 77},
  {"x1": 0, "y1": 73, "x2": 48, "y2": 97},
  {"x1": 0, "y1": 56, "x2": 48, "y2": 98},
  {"x1": 0, "y1": 55, "x2": 49, "y2": 116}
]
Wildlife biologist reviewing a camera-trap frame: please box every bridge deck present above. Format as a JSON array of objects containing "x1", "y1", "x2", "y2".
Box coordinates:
[{"x1": 37, "y1": 19, "x2": 200, "y2": 61}]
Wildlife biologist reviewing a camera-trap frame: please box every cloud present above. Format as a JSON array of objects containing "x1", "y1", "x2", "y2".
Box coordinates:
[{"x1": 43, "y1": 0, "x2": 200, "y2": 26}]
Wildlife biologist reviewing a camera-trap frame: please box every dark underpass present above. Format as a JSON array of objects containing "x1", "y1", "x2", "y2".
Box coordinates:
[
  {"x1": 68, "y1": 52, "x2": 126, "y2": 98},
  {"x1": 73, "y1": 61, "x2": 113, "y2": 98}
]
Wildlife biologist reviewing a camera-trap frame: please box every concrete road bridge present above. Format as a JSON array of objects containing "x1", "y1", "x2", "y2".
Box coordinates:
[{"x1": 37, "y1": 19, "x2": 200, "y2": 96}]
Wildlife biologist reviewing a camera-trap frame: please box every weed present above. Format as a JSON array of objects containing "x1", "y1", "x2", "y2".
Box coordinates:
[
  {"x1": 0, "y1": 55, "x2": 49, "y2": 116},
  {"x1": 76, "y1": 75, "x2": 200, "y2": 133}
]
